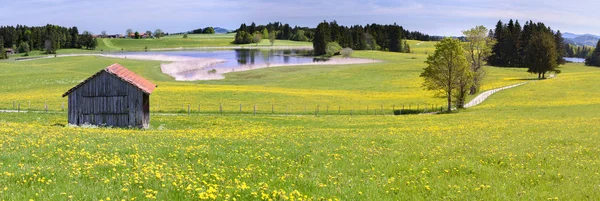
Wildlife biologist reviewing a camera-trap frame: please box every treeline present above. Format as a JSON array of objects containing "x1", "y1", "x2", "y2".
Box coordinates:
[
  {"x1": 233, "y1": 22, "x2": 313, "y2": 44},
  {"x1": 565, "y1": 45, "x2": 593, "y2": 58},
  {"x1": 0, "y1": 24, "x2": 96, "y2": 56},
  {"x1": 488, "y1": 20, "x2": 566, "y2": 67},
  {"x1": 190, "y1": 27, "x2": 215, "y2": 34},
  {"x1": 313, "y1": 21, "x2": 436, "y2": 55}
]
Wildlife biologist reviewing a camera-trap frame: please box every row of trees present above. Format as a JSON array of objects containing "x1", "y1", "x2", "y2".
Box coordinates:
[
  {"x1": 421, "y1": 26, "x2": 495, "y2": 111},
  {"x1": 0, "y1": 24, "x2": 98, "y2": 58},
  {"x1": 0, "y1": 24, "x2": 86, "y2": 52},
  {"x1": 488, "y1": 20, "x2": 566, "y2": 67},
  {"x1": 233, "y1": 21, "x2": 437, "y2": 48},
  {"x1": 190, "y1": 27, "x2": 215, "y2": 34},
  {"x1": 422, "y1": 21, "x2": 563, "y2": 111},
  {"x1": 565, "y1": 44, "x2": 594, "y2": 58},
  {"x1": 585, "y1": 40, "x2": 600, "y2": 66},
  {"x1": 125, "y1": 29, "x2": 164, "y2": 39},
  {"x1": 313, "y1": 21, "x2": 426, "y2": 56}
]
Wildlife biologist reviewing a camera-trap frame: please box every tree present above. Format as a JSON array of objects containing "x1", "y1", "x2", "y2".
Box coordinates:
[
  {"x1": 252, "y1": 33, "x2": 262, "y2": 45},
  {"x1": 101, "y1": 31, "x2": 107, "y2": 38},
  {"x1": 262, "y1": 28, "x2": 269, "y2": 39},
  {"x1": 154, "y1": 29, "x2": 164, "y2": 38},
  {"x1": 325, "y1": 42, "x2": 342, "y2": 57},
  {"x1": 313, "y1": 22, "x2": 331, "y2": 56},
  {"x1": 421, "y1": 38, "x2": 472, "y2": 111},
  {"x1": 525, "y1": 31, "x2": 559, "y2": 79},
  {"x1": 145, "y1": 31, "x2": 152, "y2": 38},
  {"x1": 269, "y1": 31, "x2": 276, "y2": 46},
  {"x1": 0, "y1": 39, "x2": 7, "y2": 60},
  {"x1": 18, "y1": 41, "x2": 30, "y2": 56},
  {"x1": 44, "y1": 40, "x2": 54, "y2": 54},
  {"x1": 462, "y1": 25, "x2": 495, "y2": 95},
  {"x1": 202, "y1": 27, "x2": 215, "y2": 34},
  {"x1": 554, "y1": 30, "x2": 567, "y2": 64},
  {"x1": 134, "y1": 31, "x2": 140, "y2": 39},
  {"x1": 126, "y1": 29, "x2": 133, "y2": 38},
  {"x1": 292, "y1": 30, "x2": 308, "y2": 41},
  {"x1": 233, "y1": 31, "x2": 253, "y2": 44},
  {"x1": 402, "y1": 40, "x2": 410, "y2": 53},
  {"x1": 585, "y1": 39, "x2": 600, "y2": 67}
]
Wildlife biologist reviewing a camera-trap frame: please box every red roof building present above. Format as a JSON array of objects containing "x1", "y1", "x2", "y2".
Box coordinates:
[{"x1": 62, "y1": 63, "x2": 157, "y2": 128}]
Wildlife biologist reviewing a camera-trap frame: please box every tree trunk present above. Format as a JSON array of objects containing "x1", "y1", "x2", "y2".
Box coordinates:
[
  {"x1": 538, "y1": 73, "x2": 541, "y2": 79},
  {"x1": 542, "y1": 72, "x2": 546, "y2": 79},
  {"x1": 447, "y1": 91, "x2": 452, "y2": 112}
]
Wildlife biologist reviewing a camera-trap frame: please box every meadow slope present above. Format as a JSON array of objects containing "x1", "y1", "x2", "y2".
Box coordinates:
[{"x1": 1, "y1": 39, "x2": 599, "y2": 200}]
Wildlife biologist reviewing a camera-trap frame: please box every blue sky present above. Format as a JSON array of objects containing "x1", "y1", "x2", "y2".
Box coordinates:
[{"x1": 0, "y1": 0, "x2": 598, "y2": 36}]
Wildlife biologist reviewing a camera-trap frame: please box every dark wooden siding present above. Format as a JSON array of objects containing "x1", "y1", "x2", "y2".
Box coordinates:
[{"x1": 67, "y1": 71, "x2": 149, "y2": 128}]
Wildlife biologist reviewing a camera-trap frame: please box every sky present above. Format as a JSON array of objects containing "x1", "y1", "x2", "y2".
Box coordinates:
[{"x1": 0, "y1": 0, "x2": 599, "y2": 36}]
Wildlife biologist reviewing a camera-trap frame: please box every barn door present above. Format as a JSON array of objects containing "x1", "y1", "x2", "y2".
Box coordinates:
[{"x1": 81, "y1": 96, "x2": 129, "y2": 127}]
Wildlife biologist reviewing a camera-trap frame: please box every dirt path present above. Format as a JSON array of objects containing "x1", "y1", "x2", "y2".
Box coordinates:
[{"x1": 464, "y1": 82, "x2": 527, "y2": 108}]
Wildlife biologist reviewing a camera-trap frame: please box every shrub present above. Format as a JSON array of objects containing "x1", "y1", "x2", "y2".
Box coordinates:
[
  {"x1": 183, "y1": 34, "x2": 188, "y2": 38},
  {"x1": 341, "y1": 48, "x2": 353, "y2": 58},
  {"x1": 325, "y1": 42, "x2": 342, "y2": 57}
]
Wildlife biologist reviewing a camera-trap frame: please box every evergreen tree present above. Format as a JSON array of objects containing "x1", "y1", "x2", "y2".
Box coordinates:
[
  {"x1": 313, "y1": 22, "x2": 331, "y2": 56},
  {"x1": 525, "y1": 31, "x2": 559, "y2": 79},
  {"x1": 585, "y1": 40, "x2": 600, "y2": 67},
  {"x1": 554, "y1": 30, "x2": 567, "y2": 64}
]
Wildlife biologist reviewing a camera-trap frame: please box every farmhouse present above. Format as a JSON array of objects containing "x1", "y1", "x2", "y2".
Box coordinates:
[
  {"x1": 62, "y1": 63, "x2": 157, "y2": 128},
  {"x1": 5, "y1": 48, "x2": 15, "y2": 54}
]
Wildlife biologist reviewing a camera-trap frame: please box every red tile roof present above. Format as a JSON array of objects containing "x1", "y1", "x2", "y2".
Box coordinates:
[{"x1": 62, "y1": 63, "x2": 157, "y2": 97}]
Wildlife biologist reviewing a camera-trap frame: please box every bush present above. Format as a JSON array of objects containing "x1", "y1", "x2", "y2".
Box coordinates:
[
  {"x1": 183, "y1": 34, "x2": 188, "y2": 38},
  {"x1": 341, "y1": 48, "x2": 353, "y2": 58},
  {"x1": 325, "y1": 42, "x2": 342, "y2": 57}
]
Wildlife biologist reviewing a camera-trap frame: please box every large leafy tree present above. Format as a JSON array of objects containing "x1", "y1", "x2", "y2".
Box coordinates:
[
  {"x1": 525, "y1": 31, "x2": 559, "y2": 79},
  {"x1": 462, "y1": 25, "x2": 495, "y2": 95},
  {"x1": 421, "y1": 38, "x2": 472, "y2": 111},
  {"x1": 585, "y1": 39, "x2": 600, "y2": 67}
]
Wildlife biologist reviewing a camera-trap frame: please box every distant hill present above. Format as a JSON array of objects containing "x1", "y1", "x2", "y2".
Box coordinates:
[
  {"x1": 563, "y1": 32, "x2": 600, "y2": 46},
  {"x1": 213, "y1": 27, "x2": 230, "y2": 34}
]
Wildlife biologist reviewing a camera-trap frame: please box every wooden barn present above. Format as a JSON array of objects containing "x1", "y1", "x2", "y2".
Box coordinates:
[{"x1": 62, "y1": 63, "x2": 157, "y2": 128}]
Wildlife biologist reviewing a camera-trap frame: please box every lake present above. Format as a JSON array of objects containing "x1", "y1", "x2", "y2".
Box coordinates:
[
  {"x1": 114, "y1": 49, "x2": 328, "y2": 69},
  {"x1": 564, "y1": 57, "x2": 585, "y2": 63}
]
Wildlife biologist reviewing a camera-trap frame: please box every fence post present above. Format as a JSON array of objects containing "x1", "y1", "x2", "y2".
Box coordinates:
[
  {"x1": 198, "y1": 104, "x2": 201, "y2": 113},
  {"x1": 188, "y1": 105, "x2": 190, "y2": 116},
  {"x1": 62, "y1": 102, "x2": 65, "y2": 111},
  {"x1": 18, "y1": 103, "x2": 20, "y2": 113},
  {"x1": 326, "y1": 105, "x2": 329, "y2": 114},
  {"x1": 272, "y1": 104, "x2": 274, "y2": 114},
  {"x1": 254, "y1": 105, "x2": 256, "y2": 116},
  {"x1": 45, "y1": 102, "x2": 48, "y2": 113},
  {"x1": 220, "y1": 103, "x2": 223, "y2": 115}
]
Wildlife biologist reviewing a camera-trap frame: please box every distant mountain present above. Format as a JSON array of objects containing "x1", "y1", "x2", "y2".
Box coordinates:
[
  {"x1": 213, "y1": 27, "x2": 230, "y2": 34},
  {"x1": 563, "y1": 32, "x2": 600, "y2": 46}
]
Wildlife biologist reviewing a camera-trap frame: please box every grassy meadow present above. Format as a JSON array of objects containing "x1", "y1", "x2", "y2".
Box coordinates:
[{"x1": 1, "y1": 37, "x2": 599, "y2": 200}]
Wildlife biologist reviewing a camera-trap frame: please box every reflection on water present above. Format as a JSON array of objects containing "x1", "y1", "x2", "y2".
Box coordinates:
[
  {"x1": 115, "y1": 49, "x2": 330, "y2": 80},
  {"x1": 116, "y1": 49, "x2": 320, "y2": 68}
]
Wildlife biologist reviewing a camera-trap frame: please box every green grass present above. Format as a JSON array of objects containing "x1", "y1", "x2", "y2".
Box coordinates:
[
  {"x1": 0, "y1": 63, "x2": 599, "y2": 200},
  {"x1": 96, "y1": 34, "x2": 312, "y2": 51},
  {"x1": 1, "y1": 38, "x2": 599, "y2": 200},
  {"x1": 0, "y1": 50, "x2": 535, "y2": 113}
]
